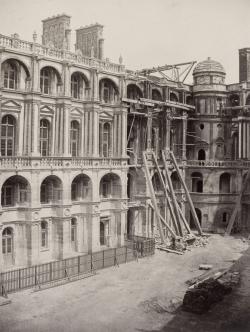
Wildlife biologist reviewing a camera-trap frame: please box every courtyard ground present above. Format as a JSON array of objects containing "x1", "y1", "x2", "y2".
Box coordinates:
[{"x1": 0, "y1": 234, "x2": 249, "y2": 332}]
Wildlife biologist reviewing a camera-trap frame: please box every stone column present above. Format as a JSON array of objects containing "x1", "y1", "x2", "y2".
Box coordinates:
[
  {"x1": 32, "y1": 56, "x2": 40, "y2": 92},
  {"x1": 63, "y1": 105, "x2": 70, "y2": 156},
  {"x1": 31, "y1": 102, "x2": 40, "y2": 156},
  {"x1": 63, "y1": 62, "x2": 71, "y2": 97},
  {"x1": 92, "y1": 108, "x2": 99, "y2": 157},
  {"x1": 92, "y1": 69, "x2": 98, "y2": 101},
  {"x1": 121, "y1": 109, "x2": 127, "y2": 158}
]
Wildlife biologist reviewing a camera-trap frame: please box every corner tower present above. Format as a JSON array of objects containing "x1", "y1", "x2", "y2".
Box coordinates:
[
  {"x1": 42, "y1": 14, "x2": 71, "y2": 50},
  {"x1": 75, "y1": 23, "x2": 104, "y2": 59}
]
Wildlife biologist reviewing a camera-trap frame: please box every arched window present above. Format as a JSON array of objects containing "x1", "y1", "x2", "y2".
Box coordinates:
[
  {"x1": 170, "y1": 92, "x2": 178, "y2": 102},
  {"x1": 40, "y1": 67, "x2": 61, "y2": 95},
  {"x1": 40, "y1": 68, "x2": 50, "y2": 94},
  {"x1": 3, "y1": 62, "x2": 17, "y2": 89},
  {"x1": 100, "y1": 173, "x2": 121, "y2": 198},
  {"x1": 191, "y1": 172, "x2": 203, "y2": 193},
  {"x1": 1, "y1": 115, "x2": 16, "y2": 156},
  {"x1": 40, "y1": 119, "x2": 50, "y2": 156},
  {"x1": 71, "y1": 174, "x2": 91, "y2": 201},
  {"x1": 127, "y1": 84, "x2": 143, "y2": 100},
  {"x1": 40, "y1": 176, "x2": 62, "y2": 204},
  {"x1": 152, "y1": 173, "x2": 162, "y2": 193},
  {"x1": 198, "y1": 149, "x2": 206, "y2": 161},
  {"x1": 171, "y1": 171, "x2": 181, "y2": 190},
  {"x1": 71, "y1": 218, "x2": 77, "y2": 250},
  {"x1": 99, "y1": 79, "x2": 118, "y2": 104},
  {"x1": 2, "y1": 227, "x2": 13, "y2": 264},
  {"x1": 71, "y1": 73, "x2": 84, "y2": 99},
  {"x1": 41, "y1": 220, "x2": 48, "y2": 248},
  {"x1": 1, "y1": 176, "x2": 29, "y2": 207},
  {"x1": 152, "y1": 89, "x2": 162, "y2": 101},
  {"x1": 100, "y1": 122, "x2": 112, "y2": 157},
  {"x1": 70, "y1": 121, "x2": 80, "y2": 157},
  {"x1": 219, "y1": 173, "x2": 231, "y2": 193}
]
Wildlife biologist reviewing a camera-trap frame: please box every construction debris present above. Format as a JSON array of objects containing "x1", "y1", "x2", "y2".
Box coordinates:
[
  {"x1": 156, "y1": 233, "x2": 209, "y2": 254},
  {"x1": 183, "y1": 269, "x2": 240, "y2": 314}
]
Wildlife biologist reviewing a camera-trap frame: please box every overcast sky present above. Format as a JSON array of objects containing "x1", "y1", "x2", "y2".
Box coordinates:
[{"x1": 0, "y1": 0, "x2": 249, "y2": 83}]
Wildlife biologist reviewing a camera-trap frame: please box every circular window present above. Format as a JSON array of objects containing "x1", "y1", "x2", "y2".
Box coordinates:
[{"x1": 199, "y1": 124, "x2": 204, "y2": 130}]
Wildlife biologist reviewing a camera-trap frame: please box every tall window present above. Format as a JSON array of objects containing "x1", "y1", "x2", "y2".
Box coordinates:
[
  {"x1": 99, "y1": 79, "x2": 118, "y2": 104},
  {"x1": 40, "y1": 176, "x2": 62, "y2": 204},
  {"x1": 40, "y1": 68, "x2": 50, "y2": 94},
  {"x1": 219, "y1": 173, "x2": 231, "y2": 193},
  {"x1": 70, "y1": 121, "x2": 79, "y2": 157},
  {"x1": 40, "y1": 119, "x2": 50, "y2": 156},
  {"x1": 41, "y1": 221, "x2": 48, "y2": 248},
  {"x1": 71, "y1": 218, "x2": 77, "y2": 251},
  {"x1": 191, "y1": 172, "x2": 203, "y2": 193},
  {"x1": 1, "y1": 176, "x2": 29, "y2": 207},
  {"x1": 1, "y1": 115, "x2": 15, "y2": 156},
  {"x1": 2, "y1": 227, "x2": 13, "y2": 257},
  {"x1": 71, "y1": 175, "x2": 91, "y2": 201},
  {"x1": 100, "y1": 122, "x2": 111, "y2": 157},
  {"x1": 71, "y1": 73, "x2": 83, "y2": 99},
  {"x1": 3, "y1": 62, "x2": 17, "y2": 89}
]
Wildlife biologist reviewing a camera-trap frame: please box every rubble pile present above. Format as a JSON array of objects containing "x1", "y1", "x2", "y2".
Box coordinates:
[{"x1": 183, "y1": 270, "x2": 240, "y2": 314}]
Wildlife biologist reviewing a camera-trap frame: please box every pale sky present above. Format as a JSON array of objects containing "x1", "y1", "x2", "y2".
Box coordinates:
[{"x1": 0, "y1": 0, "x2": 249, "y2": 83}]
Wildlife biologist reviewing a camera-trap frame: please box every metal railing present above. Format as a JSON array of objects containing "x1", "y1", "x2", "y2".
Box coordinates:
[
  {"x1": 0, "y1": 246, "x2": 135, "y2": 295},
  {"x1": 125, "y1": 234, "x2": 155, "y2": 258}
]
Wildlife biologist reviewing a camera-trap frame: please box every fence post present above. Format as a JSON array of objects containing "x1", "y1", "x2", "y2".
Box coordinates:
[
  {"x1": 78, "y1": 255, "x2": 80, "y2": 275},
  {"x1": 91, "y1": 253, "x2": 93, "y2": 272},
  {"x1": 50, "y1": 262, "x2": 52, "y2": 281},
  {"x1": 35, "y1": 266, "x2": 37, "y2": 286},
  {"x1": 18, "y1": 269, "x2": 21, "y2": 289}
]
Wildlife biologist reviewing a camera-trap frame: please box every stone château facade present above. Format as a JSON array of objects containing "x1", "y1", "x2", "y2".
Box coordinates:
[{"x1": 0, "y1": 14, "x2": 250, "y2": 271}]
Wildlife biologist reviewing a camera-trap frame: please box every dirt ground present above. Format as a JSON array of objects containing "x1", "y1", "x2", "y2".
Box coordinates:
[{"x1": 0, "y1": 234, "x2": 249, "y2": 332}]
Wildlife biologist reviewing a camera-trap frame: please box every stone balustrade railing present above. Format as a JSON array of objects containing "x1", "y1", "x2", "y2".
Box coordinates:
[
  {"x1": 0, "y1": 34, "x2": 125, "y2": 74},
  {"x1": 0, "y1": 156, "x2": 127, "y2": 169},
  {"x1": 186, "y1": 160, "x2": 250, "y2": 168}
]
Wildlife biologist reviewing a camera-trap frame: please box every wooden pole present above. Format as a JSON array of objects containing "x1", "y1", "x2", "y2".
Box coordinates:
[
  {"x1": 148, "y1": 202, "x2": 177, "y2": 238},
  {"x1": 169, "y1": 151, "x2": 203, "y2": 235},
  {"x1": 161, "y1": 151, "x2": 183, "y2": 236},
  {"x1": 225, "y1": 169, "x2": 250, "y2": 235},
  {"x1": 142, "y1": 152, "x2": 166, "y2": 244},
  {"x1": 151, "y1": 152, "x2": 180, "y2": 236}
]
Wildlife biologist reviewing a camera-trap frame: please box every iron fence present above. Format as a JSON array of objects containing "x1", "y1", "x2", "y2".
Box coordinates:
[
  {"x1": 125, "y1": 234, "x2": 155, "y2": 257},
  {"x1": 0, "y1": 246, "x2": 135, "y2": 296}
]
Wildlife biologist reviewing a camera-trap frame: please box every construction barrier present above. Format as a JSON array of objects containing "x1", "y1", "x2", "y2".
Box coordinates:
[
  {"x1": 0, "y1": 246, "x2": 135, "y2": 295},
  {"x1": 125, "y1": 235, "x2": 155, "y2": 257}
]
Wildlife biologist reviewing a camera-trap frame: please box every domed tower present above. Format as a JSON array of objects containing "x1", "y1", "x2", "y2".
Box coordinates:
[{"x1": 191, "y1": 57, "x2": 228, "y2": 161}]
